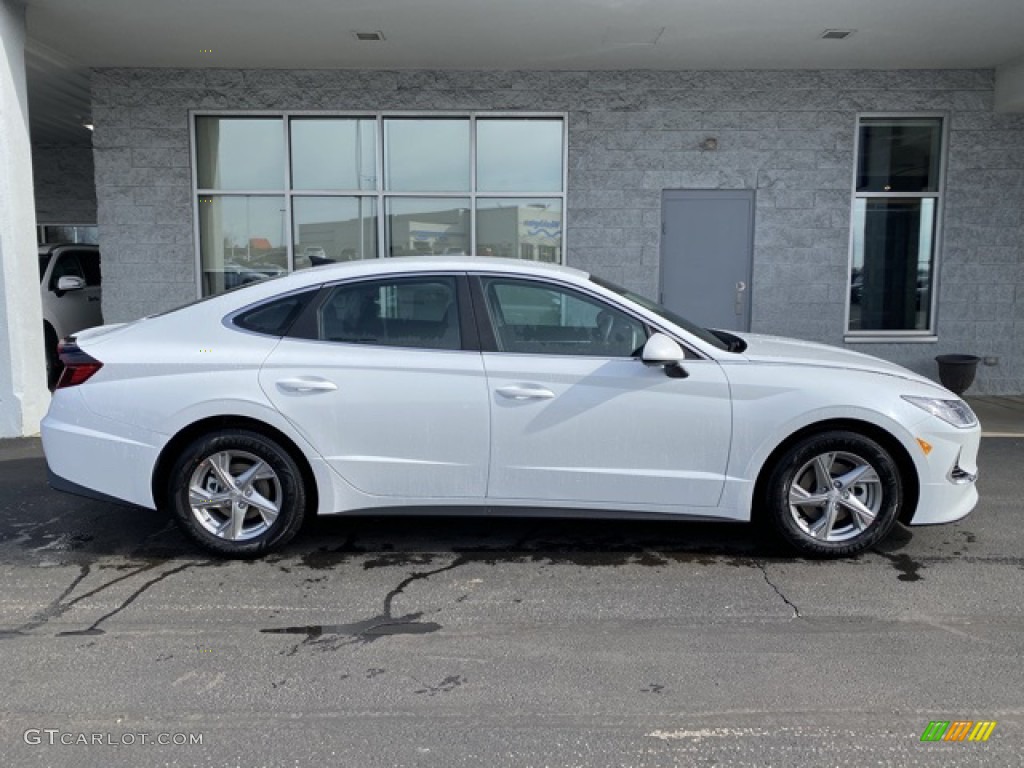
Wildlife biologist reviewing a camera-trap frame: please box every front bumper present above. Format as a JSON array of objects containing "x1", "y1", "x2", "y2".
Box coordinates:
[{"x1": 906, "y1": 420, "x2": 981, "y2": 526}]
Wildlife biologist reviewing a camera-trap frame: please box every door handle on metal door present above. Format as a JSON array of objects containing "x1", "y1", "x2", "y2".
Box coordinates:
[
  {"x1": 735, "y1": 281, "x2": 747, "y2": 316},
  {"x1": 496, "y1": 385, "x2": 555, "y2": 401},
  {"x1": 276, "y1": 377, "x2": 338, "y2": 393}
]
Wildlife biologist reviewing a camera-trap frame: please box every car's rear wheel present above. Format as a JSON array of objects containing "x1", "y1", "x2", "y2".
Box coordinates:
[
  {"x1": 168, "y1": 430, "x2": 306, "y2": 557},
  {"x1": 764, "y1": 430, "x2": 902, "y2": 557}
]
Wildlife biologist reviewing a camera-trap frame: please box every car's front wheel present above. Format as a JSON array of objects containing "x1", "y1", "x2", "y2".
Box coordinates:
[
  {"x1": 168, "y1": 430, "x2": 307, "y2": 557},
  {"x1": 764, "y1": 430, "x2": 902, "y2": 557}
]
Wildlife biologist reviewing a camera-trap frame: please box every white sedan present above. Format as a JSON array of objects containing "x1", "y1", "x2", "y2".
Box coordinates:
[{"x1": 42, "y1": 257, "x2": 980, "y2": 558}]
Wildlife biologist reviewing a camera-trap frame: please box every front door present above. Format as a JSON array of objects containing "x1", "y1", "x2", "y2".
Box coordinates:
[
  {"x1": 476, "y1": 275, "x2": 732, "y2": 508},
  {"x1": 661, "y1": 189, "x2": 755, "y2": 332}
]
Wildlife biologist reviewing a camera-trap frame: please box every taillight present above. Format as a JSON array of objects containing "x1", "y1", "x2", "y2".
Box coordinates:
[{"x1": 55, "y1": 338, "x2": 103, "y2": 389}]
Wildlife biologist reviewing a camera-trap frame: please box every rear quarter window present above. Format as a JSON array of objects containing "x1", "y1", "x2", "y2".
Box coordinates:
[{"x1": 232, "y1": 291, "x2": 316, "y2": 337}]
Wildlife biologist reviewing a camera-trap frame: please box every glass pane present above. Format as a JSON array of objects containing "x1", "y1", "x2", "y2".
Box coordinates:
[
  {"x1": 384, "y1": 119, "x2": 469, "y2": 192},
  {"x1": 477, "y1": 119, "x2": 563, "y2": 192},
  {"x1": 199, "y1": 196, "x2": 287, "y2": 295},
  {"x1": 290, "y1": 118, "x2": 377, "y2": 190},
  {"x1": 385, "y1": 197, "x2": 470, "y2": 257},
  {"x1": 476, "y1": 198, "x2": 562, "y2": 261},
  {"x1": 293, "y1": 197, "x2": 378, "y2": 268},
  {"x1": 196, "y1": 117, "x2": 285, "y2": 190},
  {"x1": 483, "y1": 278, "x2": 646, "y2": 357},
  {"x1": 318, "y1": 277, "x2": 460, "y2": 350},
  {"x1": 856, "y1": 118, "x2": 942, "y2": 192},
  {"x1": 42, "y1": 225, "x2": 98, "y2": 244},
  {"x1": 234, "y1": 291, "x2": 315, "y2": 336},
  {"x1": 849, "y1": 198, "x2": 935, "y2": 332}
]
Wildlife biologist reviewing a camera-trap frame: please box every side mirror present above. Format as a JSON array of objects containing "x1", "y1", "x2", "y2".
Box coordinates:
[
  {"x1": 641, "y1": 333, "x2": 689, "y2": 378},
  {"x1": 641, "y1": 333, "x2": 685, "y2": 365},
  {"x1": 56, "y1": 276, "x2": 86, "y2": 293}
]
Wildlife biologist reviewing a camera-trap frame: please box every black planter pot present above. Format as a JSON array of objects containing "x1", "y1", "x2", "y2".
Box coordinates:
[{"x1": 935, "y1": 354, "x2": 980, "y2": 396}]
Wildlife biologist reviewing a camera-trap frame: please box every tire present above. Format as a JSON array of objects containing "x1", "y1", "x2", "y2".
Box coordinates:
[
  {"x1": 168, "y1": 429, "x2": 307, "y2": 557},
  {"x1": 44, "y1": 325, "x2": 62, "y2": 390},
  {"x1": 763, "y1": 430, "x2": 902, "y2": 558}
]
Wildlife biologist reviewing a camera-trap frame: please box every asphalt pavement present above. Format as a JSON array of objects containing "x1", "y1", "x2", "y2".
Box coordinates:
[{"x1": 0, "y1": 435, "x2": 1022, "y2": 767}]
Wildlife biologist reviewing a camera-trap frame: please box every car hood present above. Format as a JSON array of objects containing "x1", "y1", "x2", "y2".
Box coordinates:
[{"x1": 729, "y1": 332, "x2": 941, "y2": 387}]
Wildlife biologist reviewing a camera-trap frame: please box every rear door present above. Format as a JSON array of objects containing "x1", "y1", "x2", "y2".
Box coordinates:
[
  {"x1": 259, "y1": 273, "x2": 490, "y2": 499},
  {"x1": 474, "y1": 274, "x2": 732, "y2": 508}
]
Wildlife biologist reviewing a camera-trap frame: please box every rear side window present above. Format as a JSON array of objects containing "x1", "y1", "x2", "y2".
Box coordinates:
[
  {"x1": 317, "y1": 276, "x2": 460, "y2": 350},
  {"x1": 233, "y1": 291, "x2": 315, "y2": 336}
]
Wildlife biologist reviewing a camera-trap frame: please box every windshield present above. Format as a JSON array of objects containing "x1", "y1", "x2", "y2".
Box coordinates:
[
  {"x1": 38, "y1": 254, "x2": 51, "y2": 281},
  {"x1": 589, "y1": 275, "x2": 730, "y2": 352}
]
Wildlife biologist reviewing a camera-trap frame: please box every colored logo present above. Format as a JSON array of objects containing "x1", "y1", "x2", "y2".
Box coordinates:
[{"x1": 921, "y1": 721, "x2": 997, "y2": 742}]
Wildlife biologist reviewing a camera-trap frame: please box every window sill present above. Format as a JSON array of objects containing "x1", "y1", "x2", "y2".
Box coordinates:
[{"x1": 844, "y1": 335, "x2": 938, "y2": 344}]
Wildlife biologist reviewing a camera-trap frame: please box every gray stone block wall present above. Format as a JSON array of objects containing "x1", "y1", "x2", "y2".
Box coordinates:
[
  {"x1": 31, "y1": 144, "x2": 96, "y2": 225},
  {"x1": 92, "y1": 67, "x2": 1024, "y2": 393}
]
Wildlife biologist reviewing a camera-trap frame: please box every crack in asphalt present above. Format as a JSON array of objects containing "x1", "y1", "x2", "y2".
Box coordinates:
[
  {"x1": 0, "y1": 561, "x2": 206, "y2": 638},
  {"x1": 262, "y1": 555, "x2": 471, "y2": 655},
  {"x1": 755, "y1": 561, "x2": 801, "y2": 619},
  {"x1": 57, "y1": 562, "x2": 206, "y2": 636}
]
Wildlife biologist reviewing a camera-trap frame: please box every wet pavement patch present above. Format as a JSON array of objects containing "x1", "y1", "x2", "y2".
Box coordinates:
[
  {"x1": 878, "y1": 552, "x2": 923, "y2": 582},
  {"x1": 262, "y1": 613, "x2": 442, "y2": 643}
]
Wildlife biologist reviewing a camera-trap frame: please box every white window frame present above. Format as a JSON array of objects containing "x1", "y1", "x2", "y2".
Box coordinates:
[
  {"x1": 189, "y1": 110, "x2": 569, "y2": 298},
  {"x1": 843, "y1": 112, "x2": 949, "y2": 343}
]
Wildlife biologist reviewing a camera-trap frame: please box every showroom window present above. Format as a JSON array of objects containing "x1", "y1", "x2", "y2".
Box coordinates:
[
  {"x1": 847, "y1": 115, "x2": 946, "y2": 338},
  {"x1": 193, "y1": 113, "x2": 566, "y2": 296}
]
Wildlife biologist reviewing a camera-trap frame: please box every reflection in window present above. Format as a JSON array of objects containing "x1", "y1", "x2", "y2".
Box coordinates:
[
  {"x1": 293, "y1": 197, "x2": 378, "y2": 267},
  {"x1": 476, "y1": 198, "x2": 561, "y2": 261},
  {"x1": 196, "y1": 117, "x2": 284, "y2": 190},
  {"x1": 384, "y1": 119, "x2": 470, "y2": 192},
  {"x1": 194, "y1": 113, "x2": 565, "y2": 296},
  {"x1": 198, "y1": 196, "x2": 286, "y2": 295},
  {"x1": 386, "y1": 198, "x2": 470, "y2": 257},
  {"x1": 483, "y1": 278, "x2": 646, "y2": 357},
  {"x1": 318, "y1": 277, "x2": 461, "y2": 350},
  {"x1": 848, "y1": 116, "x2": 943, "y2": 334},
  {"x1": 856, "y1": 119, "x2": 942, "y2": 193},
  {"x1": 849, "y1": 199, "x2": 935, "y2": 332},
  {"x1": 290, "y1": 118, "x2": 377, "y2": 190},
  {"x1": 477, "y1": 119, "x2": 563, "y2": 192}
]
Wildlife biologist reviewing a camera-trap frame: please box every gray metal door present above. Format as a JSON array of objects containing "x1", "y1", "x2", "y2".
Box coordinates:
[{"x1": 660, "y1": 190, "x2": 755, "y2": 332}]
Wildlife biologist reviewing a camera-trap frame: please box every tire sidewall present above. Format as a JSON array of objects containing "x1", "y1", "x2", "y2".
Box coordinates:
[
  {"x1": 169, "y1": 430, "x2": 306, "y2": 557},
  {"x1": 766, "y1": 430, "x2": 902, "y2": 557}
]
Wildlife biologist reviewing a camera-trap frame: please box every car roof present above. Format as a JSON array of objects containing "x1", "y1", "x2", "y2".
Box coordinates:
[{"x1": 300, "y1": 255, "x2": 589, "y2": 281}]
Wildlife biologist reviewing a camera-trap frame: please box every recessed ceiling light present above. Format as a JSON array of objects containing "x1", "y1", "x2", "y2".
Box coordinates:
[
  {"x1": 353, "y1": 31, "x2": 385, "y2": 42},
  {"x1": 821, "y1": 29, "x2": 855, "y2": 40}
]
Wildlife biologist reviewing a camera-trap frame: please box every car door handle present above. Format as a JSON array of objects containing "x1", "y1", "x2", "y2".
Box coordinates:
[
  {"x1": 276, "y1": 377, "x2": 338, "y2": 393},
  {"x1": 496, "y1": 385, "x2": 555, "y2": 401}
]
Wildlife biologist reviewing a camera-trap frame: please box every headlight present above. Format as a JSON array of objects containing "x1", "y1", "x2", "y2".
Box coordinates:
[{"x1": 902, "y1": 396, "x2": 978, "y2": 428}]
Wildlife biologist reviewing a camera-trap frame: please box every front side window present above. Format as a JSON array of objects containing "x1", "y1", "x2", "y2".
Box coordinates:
[
  {"x1": 482, "y1": 278, "x2": 647, "y2": 357},
  {"x1": 317, "y1": 277, "x2": 461, "y2": 350},
  {"x1": 848, "y1": 117, "x2": 944, "y2": 335},
  {"x1": 194, "y1": 114, "x2": 566, "y2": 296}
]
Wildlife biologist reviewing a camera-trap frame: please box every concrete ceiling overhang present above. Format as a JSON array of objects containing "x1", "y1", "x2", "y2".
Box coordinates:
[{"x1": 22, "y1": 0, "x2": 1024, "y2": 144}]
